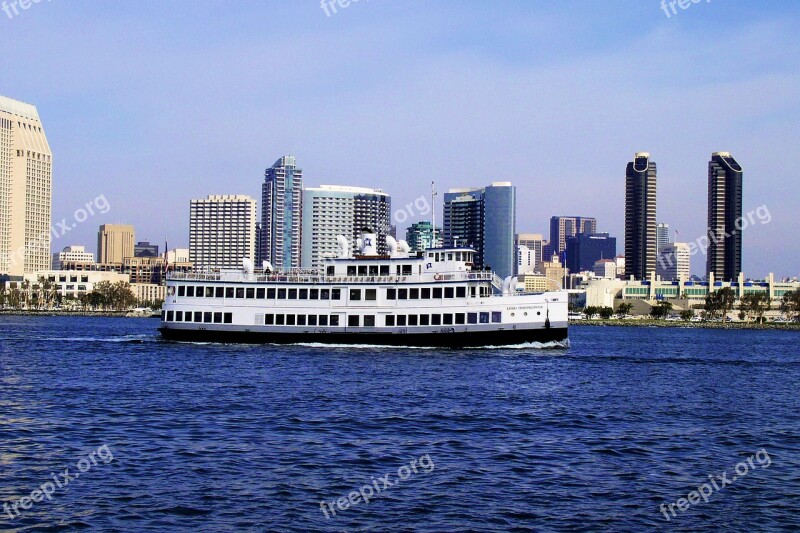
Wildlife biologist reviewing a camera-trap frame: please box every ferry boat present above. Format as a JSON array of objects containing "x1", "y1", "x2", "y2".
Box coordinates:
[{"x1": 158, "y1": 230, "x2": 568, "y2": 348}]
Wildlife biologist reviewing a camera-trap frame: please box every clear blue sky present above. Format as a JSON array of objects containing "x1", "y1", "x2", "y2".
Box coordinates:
[{"x1": 2, "y1": 0, "x2": 798, "y2": 277}]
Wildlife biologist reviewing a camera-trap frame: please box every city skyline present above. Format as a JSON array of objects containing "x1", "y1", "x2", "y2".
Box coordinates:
[{"x1": 2, "y1": 2, "x2": 799, "y2": 277}]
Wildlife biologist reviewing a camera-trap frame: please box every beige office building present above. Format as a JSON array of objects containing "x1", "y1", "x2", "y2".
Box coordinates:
[
  {"x1": 97, "y1": 224, "x2": 135, "y2": 264},
  {"x1": 190, "y1": 195, "x2": 257, "y2": 270},
  {"x1": 0, "y1": 95, "x2": 53, "y2": 276}
]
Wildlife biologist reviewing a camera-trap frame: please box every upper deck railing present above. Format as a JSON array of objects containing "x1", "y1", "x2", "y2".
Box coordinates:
[{"x1": 167, "y1": 270, "x2": 497, "y2": 285}]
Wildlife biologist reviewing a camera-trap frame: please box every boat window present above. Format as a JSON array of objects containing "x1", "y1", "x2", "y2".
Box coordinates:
[
  {"x1": 479, "y1": 312, "x2": 489, "y2": 324},
  {"x1": 236, "y1": 288, "x2": 245, "y2": 298},
  {"x1": 358, "y1": 266, "x2": 368, "y2": 276},
  {"x1": 286, "y1": 315, "x2": 296, "y2": 326},
  {"x1": 278, "y1": 288, "x2": 287, "y2": 299},
  {"x1": 456, "y1": 252, "x2": 461, "y2": 261},
  {"x1": 204, "y1": 312, "x2": 213, "y2": 323},
  {"x1": 308, "y1": 315, "x2": 317, "y2": 326},
  {"x1": 350, "y1": 289, "x2": 362, "y2": 301},
  {"x1": 331, "y1": 289, "x2": 341, "y2": 300},
  {"x1": 216, "y1": 287, "x2": 225, "y2": 298},
  {"x1": 256, "y1": 288, "x2": 265, "y2": 299},
  {"x1": 433, "y1": 287, "x2": 443, "y2": 299},
  {"x1": 276, "y1": 314, "x2": 285, "y2": 325},
  {"x1": 421, "y1": 288, "x2": 431, "y2": 299},
  {"x1": 319, "y1": 315, "x2": 328, "y2": 326},
  {"x1": 408, "y1": 315, "x2": 418, "y2": 326},
  {"x1": 194, "y1": 312, "x2": 203, "y2": 323},
  {"x1": 297, "y1": 315, "x2": 306, "y2": 326},
  {"x1": 246, "y1": 288, "x2": 255, "y2": 299},
  {"x1": 223, "y1": 313, "x2": 233, "y2": 324},
  {"x1": 428, "y1": 253, "x2": 434, "y2": 258},
  {"x1": 267, "y1": 288, "x2": 276, "y2": 299},
  {"x1": 467, "y1": 313, "x2": 478, "y2": 324},
  {"x1": 369, "y1": 266, "x2": 378, "y2": 276},
  {"x1": 226, "y1": 287, "x2": 234, "y2": 298},
  {"x1": 184, "y1": 313, "x2": 193, "y2": 322},
  {"x1": 492, "y1": 312, "x2": 502, "y2": 323},
  {"x1": 310, "y1": 289, "x2": 319, "y2": 300},
  {"x1": 347, "y1": 266, "x2": 357, "y2": 276},
  {"x1": 445, "y1": 287, "x2": 455, "y2": 298},
  {"x1": 386, "y1": 288, "x2": 396, "y2": 300},
  {"x1": 410, "y1": 288, "x2": 419, "y2": 299},
  {"x1": 380, "y1": 265, "x2": 390, "y2": 275},
  {"x1": 456, "y1": 287, "x2": 466, "y2": 298},
  {"x1": 299, "y1": 289, "x2": 308, "y2": 300},
  {"x1": 448, "y1": 253, "x2": 453, "y2": 261},
  {"x1": 327, "y1": 266, "x2": 335, "y2": 276},
  {"x1": 398, "y1": 289, "x2": 408, "y2": 300},
  {"x1": 385, "y1": 315, "x2": 395, "y2": 326},
  {"x1": 364, "y1": 315, "x2": 375, "y2": 327},
  {"x1": 420, "y1": 315, "x2": 430, "y2": 326},
  {"x1": 401, "y1": 265, "x2": 412, "y2": 275},
  {"x1": 470, "y1": 286, "x2": 476, "y2": 297},
  {"x1": 348, "y1": 315, "x2": 359, "y2": 327},
  {"x1": 178, "y1": 286, "x2": 186, "y2": 297},
  {"x1": 196, "y1": 286, "x2": 204, "y2": 296},
  {"x1": 175, "y1": 311, "x2": 183, "y2": 322},
  {"x1": 214, "y1": 312, "x2": 223, "y2": 324},
  {"x1": 186, "y1": 286, "x2": 195, "y2": 297},
  {"x1": 365, "y1": 289, "x2": 377, "y2": 301},
  {"x1": 206, "y1": 287, "x2": 214, "y2": 298},
  {"x1": 432, "y1": 314, "x2": 441, "y2": 325},
  {"x1": 397, "y1": 315, "x2": 407, "y2": 326},
  {"x1": 265, "y1": 314, "x2": 274, "y2": 325},
  {"x1": 455, "y1": 313, "x2": 466, "y2": 325},
  {"x1": 167, "y1": 311, "x2": 174, "y2": 322},
  {"x1": 288, "y1": 289, "x2": 298, "y2": 299},
  {"x1": 321, "y1": 289, "x2": 330, "y2": 300},
  {"x1": 330, "y1": 315, "x2": 340, "y2": 326}
]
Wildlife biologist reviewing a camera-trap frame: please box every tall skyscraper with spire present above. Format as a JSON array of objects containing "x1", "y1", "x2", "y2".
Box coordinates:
[
  {"x1": 259, "y1": 156, "x2": 303, "y2": 269},
  {"x1": 0, "y1": 95, "x2": 52, "y2": 277},
  {"x1": 625, "y1": 152, "x2": 657, "y2": 280},
  {"x1": 707, "y1": 152, "x2": 743, "y2": 281}
]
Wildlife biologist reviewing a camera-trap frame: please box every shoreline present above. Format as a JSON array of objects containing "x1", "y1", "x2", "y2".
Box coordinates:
[
  {"x1": 571, "y1": 319, "x2": 800, "y2": 331},
  {"x1": 0, "y1": 310, "x2": 159, "y2": 318}
]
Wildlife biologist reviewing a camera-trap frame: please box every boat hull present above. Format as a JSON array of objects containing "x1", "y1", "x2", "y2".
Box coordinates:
[{"x1": 157, "y1": 326, "x2": 568, "y2": 348}]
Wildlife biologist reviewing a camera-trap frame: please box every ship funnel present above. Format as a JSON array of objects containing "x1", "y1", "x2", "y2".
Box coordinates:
[
  {"x1": 386, "y1": 235, "x2": 399, "y2": 257},
  {"x1": 502, "y1": 275, "x2": 512, "y2": 295},
  {"x1": 360, "y1": 227, "x2": 378, "y2": 256},
  {"x1": 242, "y1": 258, "x2": 255, "y2": 274},
  {"x1": 262, "y1": 260, "x2": 273, "y2": 273},
  {"x1": 336, "y1": 235, "x2": 350, "y2": 259},
  {"x1": 397, "y1": 240, "x2": 411, "y2": 255}
]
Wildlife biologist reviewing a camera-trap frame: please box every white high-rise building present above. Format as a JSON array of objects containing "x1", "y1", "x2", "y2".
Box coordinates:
[
  {"x1": 0, "y1": 95, "x2": 52, "y2": 276},
  {"x1": 515, "y1": 233, "x2": 544, "y2": 274},
  {"x1": 656, "y1": 242, "x2": 690, "y2": 281},
  {"x1": 259, "y1": 156, "x2": 303, "y2": 270},
  {"x1": 301, "y1": 185, "x2": 391, "y2": 268},
  {"x1": 190, "y1": 195, "x2": 257, "y2": 271},
  {"x1": 51, "y1": 245, "x2": 95, "y2": 270}
]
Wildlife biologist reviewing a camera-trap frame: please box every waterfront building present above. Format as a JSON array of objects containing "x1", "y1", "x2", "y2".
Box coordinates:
[
  {"x1": 166, "y1": 248, "x2": 190, "y2": 264},
  {"x1": 301, "y1": 185, "x2": 391, "y2": 267},
  {"x1": 707, "y1": 152, "x2": 743, "y2": 281},
  {"x1": 656, "y1": 242, "x2": 690, "y2": 281},
  {"x1": 443, "y1": 182, "x2": 516, "y2": 278},
  {"x1": 189, "y1": 195, "x2": 257, "y2": 271},
  {"x1": 259, "y1": 156, "x2": 303, "y2": 269},
  {"x1": 625, "y1": 152, "x2": 657, "y2": 280},
  {"x1": 134, "y1": 241, "x2": 159, "y2": 258},
  {"x1": 405, "y1": 221, "x2": 442, "y2": 253},
  {"x1": 131, "y1": 283, "x2": 167, "y2": 305},
  {"x1": 0, "y1": 95, "x2": 53, "y2": 276},
  {"x1": 656, "y1": 223, "x2": 670, "y2": 254},
  {"x1": 123, "y1": 256, "x2": 165, "y2": 285},
  {"x1": 565, "y1": 232, "x2": 616, "y2": 274},
  {"x1": 51, "y1": 245, "x2": 94, "y2": 270},
  {"x1": 98, "y1": 224, "x2": 135, "y2": 264},
  {"x1": 6, "y1": 270, "x2": 129, "y2": 299}
]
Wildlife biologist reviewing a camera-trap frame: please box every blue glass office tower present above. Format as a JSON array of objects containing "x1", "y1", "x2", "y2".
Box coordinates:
[
  {"x1": 565, "y1": 233, "x2": 617, "y2": 273},
  {"x1": 259, "y1": 156, "x2": 303, "y2": 269},
  {"x1": 443, "y1": 182, "x2": 516, "y2": 279}
]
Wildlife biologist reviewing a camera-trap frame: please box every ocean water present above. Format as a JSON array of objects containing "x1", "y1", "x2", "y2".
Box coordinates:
[{"x1": 0, "y1": 316, "x2": 798, "y2": 532}]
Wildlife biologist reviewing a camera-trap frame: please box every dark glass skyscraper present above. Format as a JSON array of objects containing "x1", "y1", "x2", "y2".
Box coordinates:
[
  {"x1": 565, "y1": 233, "x2": 616, "y2": 273},
  {"x1": 259, "y1": 156, "x2": 303, "y2": 269},
  {"x1": 625, "y1": 152, "x2": 657, "y2": 280},
  {"x1": 707, "y1": 152, "x2": 743, "y2": 281},
  {"x1": 443, "y1": 182, "x2": 516, "y2": 278}
]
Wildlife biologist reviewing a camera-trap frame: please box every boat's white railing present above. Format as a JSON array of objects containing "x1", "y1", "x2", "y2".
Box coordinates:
[{"x1": 167, "y1": 270, "x2": 497, "y2": 284}]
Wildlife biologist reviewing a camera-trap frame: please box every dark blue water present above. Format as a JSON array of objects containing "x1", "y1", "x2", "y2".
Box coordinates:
[{"x1": 1, "y1": 317, "x2": 798, "y2": 532}]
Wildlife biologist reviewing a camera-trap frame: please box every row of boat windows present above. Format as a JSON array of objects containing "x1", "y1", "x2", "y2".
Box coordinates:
[
  {"x1": 176, "y1": 286, "x2": 476, "y2": 300},
  {"x1": 163, "y1": 311, "x2": 233, "y2": 324},
  {"x1": 264, "y1": 311, "x2": 503, "y2": 327}
]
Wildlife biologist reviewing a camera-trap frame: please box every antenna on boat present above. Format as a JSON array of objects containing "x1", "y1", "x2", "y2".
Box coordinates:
[{"x1": 431, "y1": 181, "x2": 437, "y2": 248}]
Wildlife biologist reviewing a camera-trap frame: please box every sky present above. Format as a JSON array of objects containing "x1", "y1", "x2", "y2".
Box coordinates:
[{"x1": 1, "y1": 0, "x2": 799, "y2": 277}]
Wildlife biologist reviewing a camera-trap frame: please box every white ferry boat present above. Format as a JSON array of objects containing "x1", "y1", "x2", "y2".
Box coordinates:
[{"x1": 158, "y1": 231, "x2": 568, "y2": 348}]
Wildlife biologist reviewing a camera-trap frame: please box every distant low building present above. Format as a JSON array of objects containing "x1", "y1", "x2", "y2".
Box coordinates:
[
  {"x1": 134, "y1": 241, "x2": 159, "y2": 258},
  {"x1": 593, "y1": 259, "x2": 617, "y2": 279},
  {"x1": 656, "y1": 242, "x2": 690, "y2": 281},
  {"x1": 51, "y1": 246, "x2": 94, "y2": 270},
  {"x1": 5, "y1": 270, "x2": 129, "y2": 299},
  {"x1": 405, "y1": 221, "x2": 442, "y2": 253},
  {"x1": 131, "y1": 283, "x2": 167, "y2": 304}
]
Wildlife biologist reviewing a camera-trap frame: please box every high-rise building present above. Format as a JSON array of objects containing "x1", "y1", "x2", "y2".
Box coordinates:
[
  {"x1": 443, "y1": 182, "x2": 516, "y2": 278},
  {"x1": 657, "y1": 242, "x2": 691, "y2": 281},
  {"x1": 405, "y1": 221, "x2": 442, "y2": 253},
  {"x1": 190, "y1": 195, "x2": 257, "y2": 271},
  {"x1": 707, "y1": 152, "x2": 743, "y2": 281},
  {"x1": 515, "y1": 233, "x2": 545, "y2": 274},
  {"x1": 565, "y1": 232, "x2": 617, "y2": 274},
  {"x1": 259, "y1": 156, "x2": 303, "y2": 270},
  {"x1": 134, "y1": 241, "x2": 159, "y2": 258},
  {"x1": 301, "y1": 185, "x2": 391, "y2": 267},
  {"x1": 625, "y1": 152, "x2": 657, "y2": 280},
  {"x1": 97, "y1": 224, "x2": 135, "y2": 264},
  {"x1": 548, "y1": 216, "x2": 597, "y2": 260},
  {"x1": 0, "y1": 95, "x2": 53, "y2": 276},
  {"x1": 51, "y1": 245, "x2": 94, "y2": 270},
  {"x1": 656, "y1": 223, "x2": 670, "y2": 254}
]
